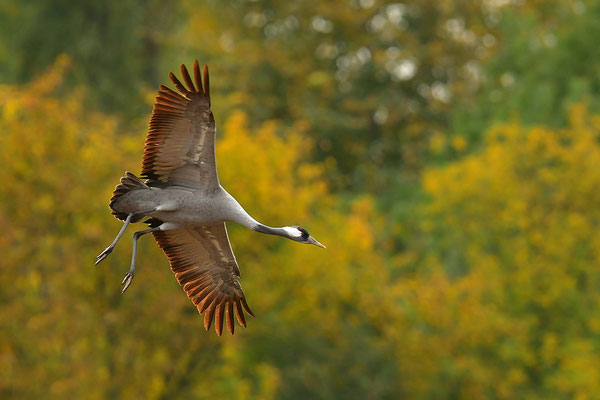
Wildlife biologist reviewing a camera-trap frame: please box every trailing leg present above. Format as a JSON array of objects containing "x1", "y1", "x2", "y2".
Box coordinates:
[
  {"x1": 95, "y1": 213, "x2": 134, "y2": 265},
  {"x1": 121, "y1": 226, "x2": 162, "y2": 293},
  {"x1": 95, "y1": 209, "x2": 156, "y2": 265}
]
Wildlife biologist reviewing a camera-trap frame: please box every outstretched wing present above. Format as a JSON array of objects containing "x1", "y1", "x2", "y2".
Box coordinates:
[
  {"x1": 152, "y1": 223, "x2": 255, "y2": 335},
  {"x1": 142, "y1": 61, "x2": 218, "y2": 190}
]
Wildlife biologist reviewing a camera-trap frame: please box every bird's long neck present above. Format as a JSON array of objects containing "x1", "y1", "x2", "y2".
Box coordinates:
[
  {"x1": 235, "y1": 213, "x2": 289, "y2": 238},
  {"x1": 252, "y1": 223, "x2": 289, "y2": 238},
  {"x1": 226, "y1": 195, "x2": 290, "y2": 238}
]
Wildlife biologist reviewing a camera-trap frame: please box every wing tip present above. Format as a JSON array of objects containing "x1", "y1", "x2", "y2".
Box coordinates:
[
  {"x1": 235, "y1": 300, "x2": 247, "y2": 327},
  {"x1": 199, "y1": 296, "x2": 253, "y2": 335},
  {"x1": 180, "y1": 63, "x2": 196, "y2": 93},
  {"x1": 192, "y1": 59, "x2": 204, "y2": 95},
  {"x1": 204, "y1": 302, "x2": 215, "y2": 332},
  {"x1": 203, "y1": 64, "x2": 210, "y2": 100},
  {"x1": 215, "y1": 303, "x2": 224, "y2": 336},
  {"x1": 166, "y1": 61, "x2": 210, "y2": 101},
  {"x1": 226, "y1": 302, "x2": 235, "y2": 335},
  {"x1": 241, "y1": 297, "x2": 255, "y2": 318}
]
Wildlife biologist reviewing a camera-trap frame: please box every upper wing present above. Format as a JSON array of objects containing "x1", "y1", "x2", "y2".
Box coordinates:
[
  {"x1": 152, "y1": 223, "x2": 254, "y2": 335},
  {"x1": 142, "y1": 61, "x2": 219, "y2": 190}
]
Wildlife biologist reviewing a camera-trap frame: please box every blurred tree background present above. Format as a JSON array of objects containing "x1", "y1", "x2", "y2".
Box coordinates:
[{"x1": 1, "y1": 0, "x2": 600, "y2": 398}]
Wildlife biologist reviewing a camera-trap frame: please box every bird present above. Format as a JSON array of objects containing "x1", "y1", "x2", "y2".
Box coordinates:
[{"x1": 95, "y1": 61, "x2": 325, "y2": 336}]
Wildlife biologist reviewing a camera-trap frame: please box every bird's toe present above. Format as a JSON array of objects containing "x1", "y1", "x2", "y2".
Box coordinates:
[
  {"x1": 95, "y1": 247, "x2": 113, "y2": 265},
  {"x1": 121, "y1": 272, "x2": 134, "y2": 293}
]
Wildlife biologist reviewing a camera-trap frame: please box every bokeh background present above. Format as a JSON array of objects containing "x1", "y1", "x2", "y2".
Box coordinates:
[{"x1": 2, "y1": 0, "x2": 600, "y2": 398}]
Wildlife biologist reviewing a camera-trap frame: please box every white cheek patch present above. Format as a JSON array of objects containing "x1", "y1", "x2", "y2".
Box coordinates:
[{"x1": 283, "y1": 226, "x2": 303, "y2": 238}]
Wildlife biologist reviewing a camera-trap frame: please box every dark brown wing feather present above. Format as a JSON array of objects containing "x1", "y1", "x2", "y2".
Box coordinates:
[
  {"x1": 142, "y1": 61, "x2": 219, "y2": 189},
  {"x1": 152, "y1": 223, "x2": 255, "y2": 335}
]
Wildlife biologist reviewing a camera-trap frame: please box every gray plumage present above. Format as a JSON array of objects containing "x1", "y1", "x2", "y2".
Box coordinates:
[{"x1": 96, "y1": 61, "x2": 325, "y2": 335}]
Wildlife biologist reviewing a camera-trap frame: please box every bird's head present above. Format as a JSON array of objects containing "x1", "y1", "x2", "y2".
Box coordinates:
[{"x1": 283, "y1": 226, "x2": 326, "y2": 248}]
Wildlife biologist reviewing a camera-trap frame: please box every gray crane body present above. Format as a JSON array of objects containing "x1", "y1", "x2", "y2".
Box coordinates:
[{"x1": 112, "y1": 185, "x2": 257, "y2": 229}]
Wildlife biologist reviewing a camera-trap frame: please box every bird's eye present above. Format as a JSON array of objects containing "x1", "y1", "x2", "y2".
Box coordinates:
[{"x1": 298, "y1": 227, "x2": 309, "y2": 239}]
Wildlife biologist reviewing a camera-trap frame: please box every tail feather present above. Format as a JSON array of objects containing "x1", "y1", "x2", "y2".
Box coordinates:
[{"x1": 110, "y1": 172, "x2": 149, "y2": 221}]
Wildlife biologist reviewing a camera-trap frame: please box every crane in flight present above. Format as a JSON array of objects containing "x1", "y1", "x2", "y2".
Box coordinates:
[{"x1": 96, "y1": 61, "x2": 325, "y2": 335}]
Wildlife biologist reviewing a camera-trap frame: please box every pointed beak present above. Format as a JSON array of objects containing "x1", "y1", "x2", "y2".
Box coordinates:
[{"x1": 307, "y1": 236, "x2": 326, "y2": 249}]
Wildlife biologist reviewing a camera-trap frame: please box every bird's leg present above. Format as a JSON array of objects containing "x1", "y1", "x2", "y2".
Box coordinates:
[
  {"x1": 95, "y1": 213, "x2": 134, "y2": 265},
  {"x1": 95, "y1": 209, "x2": 156, "y2": 265},
  {"x1": 121, "y1": 226, "x2": 161, "y2": 293}
]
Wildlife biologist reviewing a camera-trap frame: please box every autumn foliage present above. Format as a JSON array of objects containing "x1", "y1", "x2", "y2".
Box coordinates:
[{"x1": 2, "y1": 1, "x2": 600, "y2": 398}]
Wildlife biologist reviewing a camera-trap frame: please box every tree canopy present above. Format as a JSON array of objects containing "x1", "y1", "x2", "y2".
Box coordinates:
[{"x1": 2, "y1": 0, "x2": 600, "y2": 398}]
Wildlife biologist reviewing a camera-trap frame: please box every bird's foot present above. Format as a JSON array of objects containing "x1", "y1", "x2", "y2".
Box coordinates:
[
  {"x1": 121, "y1": 271, "x2": 134, "y2": 293},
  {"x1": 95, "y1": 246, "x2": 113, "y2": 265}
]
